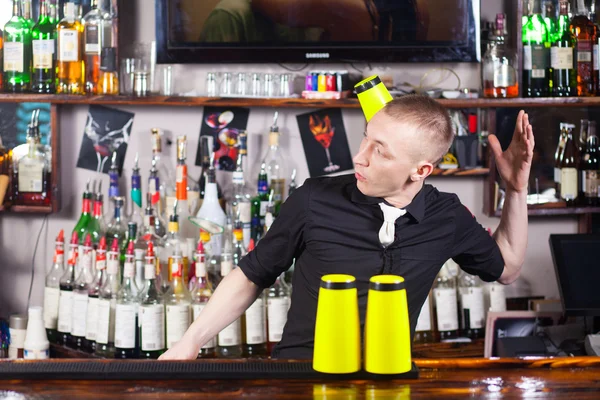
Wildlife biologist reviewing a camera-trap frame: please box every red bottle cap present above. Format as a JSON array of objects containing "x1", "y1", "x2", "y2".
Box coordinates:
[
  {"x1": 196, "y1": 239, "x2": 204, "y2": 254},
  {"x1": 248, "y1": 239, "x2": 255, "y2": 252},
  {"x1": 84, "y1": 233, "x2": 92, "y2": 247},
  {"x1": 98, "y1": 236, "x2": 107, "y2": 251},
  {"x1": 147, "y1": 241, "x2": 154, "y2": 257},
  {"x1": 110, "y1": 238, "x2": 119, "y2": 252},
  {"x1": 70, "y1": 231, "x2": 79, "y2": 245},
  {"x1": 126, "y1": 241, "x2": 134, "y2": 255},
  {"x1": 56, "y1": 229, "x2": 64, "y2": 244}
]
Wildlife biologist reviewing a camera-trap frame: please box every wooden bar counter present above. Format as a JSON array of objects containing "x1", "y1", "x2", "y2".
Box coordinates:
[{"x1": 1, "y1": 355, "x2": 600, "y2": 398}]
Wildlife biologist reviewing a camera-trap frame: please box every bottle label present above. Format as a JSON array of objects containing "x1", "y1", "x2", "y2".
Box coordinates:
[
  {"x1": 18, "y1": 163, "x2": 44, "y2": 193},
  {"x1": 489, "y1": 284, "x2": 507, "y2": 312},
  {"x1": 32, "y1": 39, "x2": 55, "y2": 69},
  {"x1": 166, "y1": 304, "x2": 191, "y2": 349},
  {"x1": 585, "y1": 170, "x2": 598, "y2": 197},
  {"x1": 594, "y1": 44, "x2": 599, "y2": 71},
  {"x1": 96, "y1": 258, "x2": 106, "y2": 271},
  {"x1": 415, "y1": 295, "x2": 432, "y2": 332},
  {"x1": 492, "y1": 61, "x2": 514, "y2": 88},
  {"x1": 221, "y1": 260, "x2": 233, "y2": 276},
  {"x1": 218, "y1": 319, "x2": 241, "y2": 346},
  {"x1": 554, "y1": 167, "x2": 561, "y2": 184},
  {"x1": 123, "y1": 262, "x2": 135, "y2": 278},
  {"x1": 560, "y1": 167, "x2": 578, "y2": 200},
  {"x1": 96, "y1": 298, "x2": 116, "y2": 344},
  {"x1": 85, "y1": 297, "x2": 100, "y2": 340},
  {"x1": 144, "y1": 263, "x2": 156, "y2": 280},
  {"x1": 171, "y1": 261, "x2": 182, "y2": 278},
  {"x1": 270, "y1": 179, "x2": 285, "y2": 202},
  {"x1": 530, "y1": 45, "x2": 548, "y2": 78},
  {"x1": 43, "y1": 287, "x2": 60, "y2": 330},
  {"x1": 57, "y1": 290, "x2": 73, "y2": 333},
  {"x1": 24, "y1": 348, "x2": 50, "y2": 360},
  {"x1": 114, "y1": 303, "x2": 137, "y2": 349},
  {"x1": 71, "y1": 292, "x2": 89, "y2": 337},
  {"x1": 176, "y1": 165, "x2": 187, "y2": 200},
  {"x1": 4, "y1": 42, "x2": 24, "y2": 72},
  {"x1": 107, "y1": 258, "x2": 119, "y2": 275},
  {"x1": 523, "y1": 45, "x2": 533, "y2": 70},
  {"x1": 232, "y1": 171, "x2": 244, "y2": 185},
  {"x1": 434, "y1": 287, "x2": 458, "y2": 331},
  {"x1": 577, "y1": 40, "x2": 593, "y2": 63},
  {"x1": 245, "y1": 298, "x2": 266, "y2": 344},
  {"x1": 84, "y1": 25, "x2": 100, "y2": 54},
  {"x1": 141, "y1": 304, "x2": 166, "y2": 351},
  {"x1": 9, "y1": 328, "x2": 26, "y2": 350},
  {"x1": 551, "y1": 47, "x2": 574, "y2": 70},
  {"x1": 260, "y1": 201, "x2": 269, "y2": 217},
  {"x1": 460, "y1": 287, "x2": 485, "y2": 329},
  {"x1": 192, "y1": 303, "x2": 217, "y2": 349},
  {"x1": 195, "y1": 258, "x2": 206, "y2": 278},
  {"x1": 267, "y1": 297, "x2": 290, "y2": 342},
  {"x1": 59, "y1": 29, "x2": 80, "y2": 62}
]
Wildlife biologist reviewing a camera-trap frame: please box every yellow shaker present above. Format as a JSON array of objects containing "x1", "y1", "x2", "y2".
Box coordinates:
[
  {"x1": 313, "y1": 274, "x2": 361, "y2": 374},
  {"x1": 354, "y1": 75, "x2": 393, "y2": 122},
  {"x1": 364, "y1": 275, "x2": 412, "y2": 374}
]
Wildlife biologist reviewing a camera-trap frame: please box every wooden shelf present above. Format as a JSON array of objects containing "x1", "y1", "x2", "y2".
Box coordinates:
[
  {"x1": 431, "y1": 167, "x2": 489, "y2": 177},
  {"x1": 1, "y1": 94, "x2": 600, "y2": 109},
  {"x1": 1, "y1": 204, "x2": 53, "y2": 214},
  {"x1": 494, "y1": 205, "x2": 600, "y2": 217}
]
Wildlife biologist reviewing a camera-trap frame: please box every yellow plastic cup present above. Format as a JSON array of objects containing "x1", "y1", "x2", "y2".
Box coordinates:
[
  {"x1": 313, "y1": 274, "x2": 361, "y2": 374},
  {"x1": 354, "y1": 75, "x2": 393, "y2": 122},
  {"x1": 364, "y1": 275, "x2": 412, "y2": 374}
]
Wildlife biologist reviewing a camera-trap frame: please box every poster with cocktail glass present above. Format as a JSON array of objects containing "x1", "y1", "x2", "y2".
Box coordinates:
[
  {"x1": 196, "y1": 106, "x2": 250, "y2": 171},
  {"x1": 296, "y1": 108, "x2": 354, "y2": 178},
  {"x1": 76, "y1": 105, "x2": 135, "y2": 175}
]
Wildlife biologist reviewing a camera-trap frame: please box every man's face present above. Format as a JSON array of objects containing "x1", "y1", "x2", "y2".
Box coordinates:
[{"x1": 353, "y1": 111, "x2": 419, "y2": 198}]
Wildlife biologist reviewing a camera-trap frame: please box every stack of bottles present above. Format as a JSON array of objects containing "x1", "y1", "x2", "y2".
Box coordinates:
[
  {"x1": 1, "y1": 0, "x2": 118, "y2": 94},
  {"x1": 40, "y1": 113, "x2": 295, "y2": 359}
]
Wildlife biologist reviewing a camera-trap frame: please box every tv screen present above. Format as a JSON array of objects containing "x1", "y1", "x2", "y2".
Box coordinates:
[{"x1": 156, "y1": 0, "x2": 480, "y2": 64}]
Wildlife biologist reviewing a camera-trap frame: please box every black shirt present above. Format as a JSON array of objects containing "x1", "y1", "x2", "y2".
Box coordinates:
[{"x1": 238, "y1": 174, "x2": 504, "y2": 359}]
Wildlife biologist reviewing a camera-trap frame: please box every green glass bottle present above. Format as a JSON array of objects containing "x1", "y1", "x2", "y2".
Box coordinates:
[
  {"x1": 552, "y1": 0, "x2": 576, "y2": 97},
  {"x1": 32, "y1": 0, "x2": 56, "y2": 93},
  {"x1": 3, "y1": 0, "x2": 33, "y2": 92},
  {"x1": 250, "y1": 163, "x2": 269, "y2": 244},
  {"x1": 522, "y1": 0, "x2": 550, "y2": 97},
  {"x1": 73, "y1": 185, "x2": 93, "y2": 243},
  {"x1": 139, "y1": 242, "x2": 166, "y2": 359},
  {"x1": 83, "y1": 182, "x2": 106, "y2": 247}
]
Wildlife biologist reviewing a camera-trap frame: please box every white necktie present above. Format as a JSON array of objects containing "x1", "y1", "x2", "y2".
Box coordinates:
[{"x1": 378, "y1": 203, "x2": 406, "y2": 247}]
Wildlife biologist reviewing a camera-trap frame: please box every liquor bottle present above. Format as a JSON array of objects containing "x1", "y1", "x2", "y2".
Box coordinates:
[
  {"x1": 578, "y1": 120, "x2": 590, "y2": 203},
  {"x1": 414, "y1": 293, "x2": 435, "y2": 344},
  {"x1": 3, "y1": 0, "x2": 32, "y2": 92},
  {"x1": 232, "y1": 132, "x2": 252, "y2": 247},
  {"x1": 552, "y1": 0, "x2": 576, "y2": 96},
  {"x1": 232, "y1": 221, "x2": 246, "y2": 267},
  {"x1": 43, "y1": 230, "x2": 65, "y2": 344},
  {"x1": 82, "y1": 181, "x2": 105, "y2": 246},
  {"x1": 83, "y1": 0, "x2": 101, "y2": 94},
  {"x1": 130, "y1": 153, "x2": 144, "y2": 228},
  {"x1": 482, "y1": 13, "x2": 519, "y2": 98},
  {"x1": 164, "y1": 202, "x2": 190, "y2": 288},
  {"x1": 84, "y1": 236, "x2": 106, "y2": 353},
  {"x1": 57, "y1": 232, "x2": 79, "y2": 346},
  {"x1": 191, "y1": 240, "x2": 216, "y2": 358},
  {"x1": 95, "y1": 238, "x2": 120, "y2": 357},
  {"x1": 217, "y1": 240, "x2": 243, "y2": 358},
  {"x1": 71, "y1": 234, "x2": 94, "y2": 350},
  {"x1": 287, "y1": 169, "x2": 297, "y2": 199},
  {"x1": 561, "y1": 124, "x2": 579, "y2": 206},
  {"x1": 139, "y1": 242, "x2": 166, "y2": 359},
  {"x1": 98, "y1": 0, "x2": 118, "y2": 95},
  {"x1": 175, "y1": 136, "x2": 196, "y2": 240},
  {"x1": 22, "y1": 0, "x2": 33, "y2": 27},
  {"x1": 165, "y1": 244, "x2": 192, "y2": 350},
  {"x1": 433, "y1": 263, "x2": 459, "y2": 341},
  {"x1": 570, "y1": 0, "x2": 597, "y2": 96},
  {"x1": 197, "y1": 135, "x2": 225, "y2": 211},
  {"x1": 48, "y1": 0, "x2": 57, "y2": 24},
  {"x1": 196, "y1": 151, "x2": 227, "y2": 255},
  {"x1": 126, "y1": 222, "x2": 143, "y2": 297},
  {"x1": 114, "y1": 241, "x2": 139, "y2": 358},
  {"x1": 523, "y1": 0, "x2": 550, "y2": 97},
  {"x1": 554, "y1": 123, "x2": 568, "y2": 198},
  {"x1": 140, "y1": 195, "x2": 167, "y2": 289},
  {"x1": 250, "y1": 163, "x2": 269, "y2": 243},
  {"x1": 266, "y1": 273, "x2": 291, "y2": 354},
  {"x1": 57, "y1": 1, "x2": 84, "y2": 94},
  {"x1": 106, "y1": 196, "x2": 127, "y2": 260},
  {"x1": 242, "y1": 289, "x2": 267, "y2": 358},
  {"x1": 108, "y1": 151, "x2": 119, "y2": 199},
  {"x1": 583, "y1": 121, "x2": 599, "y2": 206},
  {"x1": 261, "y1": 111, "x2": 287, "y2": 213},
  {"x1": 264, "y1": 191, "x2": 276, "y2": 235},
  {"x1": 458, "y1": 272, "x2": 485, "y2": 340},
  {"x1": 149, "y1": 128, "x2": 175, "y2": 226},
  {"x1": 12, "y1": 110, "x2": 51, "y2": 207},
  {"x1": 31, "y1": 0, "x2": 56, "y2": 93},
  {"x1": 486, "y1": 281, "x2": 507, "y2": 312}
]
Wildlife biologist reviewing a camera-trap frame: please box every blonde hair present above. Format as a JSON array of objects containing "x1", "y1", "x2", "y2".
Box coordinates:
[{"x1": 382, "y1": 95, "x2": 454, "y2": 164}]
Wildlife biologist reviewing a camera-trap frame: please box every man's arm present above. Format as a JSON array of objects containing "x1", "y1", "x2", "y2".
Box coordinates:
[
  {"x1": 159, "y1": 268, "x2": 260, "y2": 360},
  {"x1": 488, "y1": 110, "x2": 535, "y2": 285}
]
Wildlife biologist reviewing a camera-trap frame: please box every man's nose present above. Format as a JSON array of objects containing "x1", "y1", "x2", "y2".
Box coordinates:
[{"x1": 353, "y1": 146, "x2": 369, "y2": 167}]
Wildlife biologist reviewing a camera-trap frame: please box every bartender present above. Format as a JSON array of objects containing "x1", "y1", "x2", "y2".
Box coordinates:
[{"x1": 160, "y1": 95, "x2": 534, "y2": 360}]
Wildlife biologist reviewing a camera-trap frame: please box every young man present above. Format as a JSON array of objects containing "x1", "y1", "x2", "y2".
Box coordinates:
[{"x1": 160, "y1": 95, "x2": 533, "y2": 360}]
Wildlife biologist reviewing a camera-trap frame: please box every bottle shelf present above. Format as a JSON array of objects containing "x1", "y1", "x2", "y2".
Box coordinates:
[
  {"x1": 1, "y1": 94, "x2": 599, "y2": 109},
  {"x1": 0, "y1": 204, "x2": 53, "y2": 214},
  {"x1": 494, "y1": 204, "x2": 600, "y2": 217},
  {"x1": 430, "y1": 167, "x2": 489, "y2": 177}
]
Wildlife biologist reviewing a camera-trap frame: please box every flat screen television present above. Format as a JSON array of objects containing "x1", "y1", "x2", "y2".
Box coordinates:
[{"x1": 156, "y1": 0, "x2": 481, "y2": 64}]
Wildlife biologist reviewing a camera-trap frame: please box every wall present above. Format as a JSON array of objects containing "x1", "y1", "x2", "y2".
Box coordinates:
[{"x1": 0, "y1": 0, "x2": 578, "y2": 317}]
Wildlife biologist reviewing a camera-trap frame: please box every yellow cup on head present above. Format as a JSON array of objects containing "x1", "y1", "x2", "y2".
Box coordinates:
[
  {"x1": 313, "y1": 274, "x2": 361, "y2": 374},
  {"x1": 354, "y1": 75, "x2": 393, "y2": 122},
  {"x1": 365, "y1": 275, "x2": 411, "y2": 374}
]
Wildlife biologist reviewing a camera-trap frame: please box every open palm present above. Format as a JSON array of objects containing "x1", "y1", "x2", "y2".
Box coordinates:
[{"x1": 488, "y1": 110, "x2": 535, "y2": 193}]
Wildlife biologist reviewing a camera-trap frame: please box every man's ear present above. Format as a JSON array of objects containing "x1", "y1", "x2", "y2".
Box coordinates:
[{"x1": 410, "y1": 161, "x2": 434, "y2": 181}]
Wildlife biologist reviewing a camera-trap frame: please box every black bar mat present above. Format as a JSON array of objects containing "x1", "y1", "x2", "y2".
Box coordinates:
[{"x1": 0, "y1": 360, "x2": 418, "y2": 380}]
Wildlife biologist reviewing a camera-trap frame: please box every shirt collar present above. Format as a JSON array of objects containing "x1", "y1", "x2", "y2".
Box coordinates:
[{"x1": 350, "y1": 183, "x2": 426, "y2": 223}]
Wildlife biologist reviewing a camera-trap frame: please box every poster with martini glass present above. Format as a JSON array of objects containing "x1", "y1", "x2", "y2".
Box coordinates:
[{"x1": 296, "y1": 108, "x2": 353, "y2": 178}]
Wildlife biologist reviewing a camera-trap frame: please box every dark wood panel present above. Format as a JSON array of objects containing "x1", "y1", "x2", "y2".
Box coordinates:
[
  {"x1": 430, "y1": 168, "x2": 489, "y2": 177},
  {"x1": 50, "y1": 104, "x2": 60, "y2": 213},
  {"x1": 7, "y1": 205, "x2": 53, "y2": 213}
]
